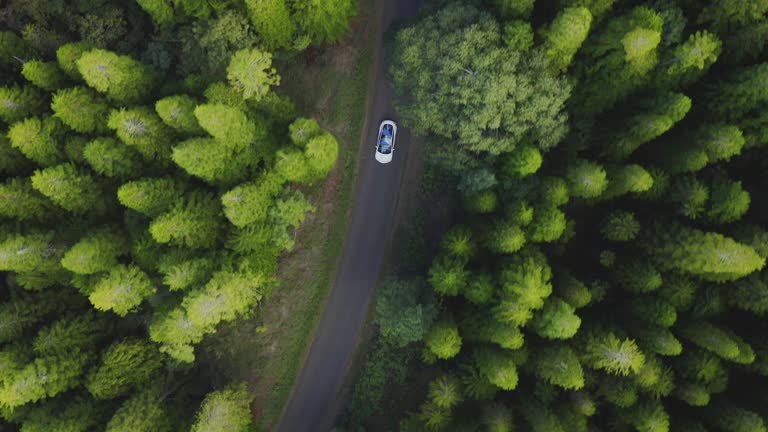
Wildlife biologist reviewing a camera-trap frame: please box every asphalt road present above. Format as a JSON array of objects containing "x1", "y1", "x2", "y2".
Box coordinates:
[{"x1": 276, "y1": 1, "x2": 421, "y2": 431}]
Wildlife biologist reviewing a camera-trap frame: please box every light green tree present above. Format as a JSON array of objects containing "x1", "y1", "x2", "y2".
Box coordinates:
[
  {"x1": 155, "y1": 95, "x2": 204, "y2": 134},
  {"x1": 493, "y1": 0, "x2": 535, "y2": 19},
  {"x1": 245, "y1": 0, "x2": 295, "y2": 49},
  {"x1": 105, "y1": 387, "x2": 172, "y2": 432},
  {"x1": 540, "y1": 7, "x2": 593, "y2": 73},
  {"x1": 424, "y1": 320, "x2": 462, "y2": 360},
  {"x1": 150, "y1": 190, "x2": 223, "y2": 249},
  {"x1": 293, "y1": 0, "x2": 356, "y2": 44},
  {"x1": 194, "y1": 103, "x2": 264, "y2": 148},
  {"x1": 657, "y1": 31, "x2": 721, "y2": 89},
  {"x1": 8, "y1": 116, "x2": 67, "y2": 166},
  {"x1": 428, "y1": 255, "x2": 469, "y2": 297},
  {"x1": 0, "y1": 354, "x2": 89, "y2": 408},
  {"x1": 89, "y1": 264, "x2": 157, "y2": 316},
  {"x1": 191, "y1": 383, "x2": 253, "y2": 432},
  {"x1": 86, "y1": 338, "x2": 164, "y2": 400},
  {"x1": 0, "y1": 178, "x2": 52, "y2": 222},
  {"x1": 31, "y1": 163, "x2": 105, "y2": 214},
  {"x1": 583, "y1": 332, "x2": 645, "y2": 375},
  {"x1": 474, "y1": 347, "x2": 519, "y2": 390},
  {"x1": 0, "y1": 85, "x2": 46, "y2": 124},
  {"x1": 600, "y1": 211, "x2": 640, "y2": 241},
  {"x1": 51, "y1": 86, "x2": 110, "y2": 133},
  {"x1": 428, "y1": 375, "x2": 462, "y2": 409},
  {"x1": 221, "y1": 172, "x2": 284, "y2": 227},
  {"x1": 226, "y1": 48, "x2": 280, "y2": 101},
  {"x1": 705, "y1": 63, "x2": 768, "y2": 121},
  {"x1": 172, "y1": 138, "x2": 251, "y2": 185},
  {"x1": 61, "y1": 228, "x2": 129, "y2": 275},
  {"x1": 32, "y1": 312, "x2": 105, "y2": 357},
  {"x1": 530, "y1": 296, "x2": 581, "y2": 339},
  {"x1": 21, "y1": 60, "x2": 68, "y2": 91},
  {"x1": 117, "y1": 177, "x2": 184, "y2": 217},
  {"x1": 108, "y1": 107, "x2": 175, "y2": 162},
  {"x1": 534, "y1": 345, "x2": 585, "y2": 390},
  {"x1": 77, "y1": 49, "x2": 157, "y2": 104},
  {"x1": 83, "y1": 137, "x2": 143, "y2": 178},
  {"x1": 565, "y1": 159, "x2": 608, "y2": 198},
  {"x1": 56, "y1": 42, "x2": 94, "y2": 80}
]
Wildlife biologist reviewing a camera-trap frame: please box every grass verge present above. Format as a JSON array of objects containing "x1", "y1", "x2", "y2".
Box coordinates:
[{"x1": 198, "y1": 1, "x2": 378, "y2": 430}]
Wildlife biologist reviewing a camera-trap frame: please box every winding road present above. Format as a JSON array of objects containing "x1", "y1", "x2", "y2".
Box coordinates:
[{"x1": 276, "y1": 1, "x2": 421, "y2": 431}]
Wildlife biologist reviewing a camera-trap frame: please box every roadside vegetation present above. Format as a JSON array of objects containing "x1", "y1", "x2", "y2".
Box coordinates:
[
  {"x1": 346, "y1": 0, "x2": 768, "y2": 431},
  {"x1": 0, "y1": 0, "x2": 357, "y2": 430}
]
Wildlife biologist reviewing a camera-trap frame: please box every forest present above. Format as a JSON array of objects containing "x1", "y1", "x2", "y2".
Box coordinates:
[
  {"x1": 345, "y1": 0, "x2": 768, "y2": 431},
  {"x1": 0, "y1": 0, "x2": 356, "y2": 430}
]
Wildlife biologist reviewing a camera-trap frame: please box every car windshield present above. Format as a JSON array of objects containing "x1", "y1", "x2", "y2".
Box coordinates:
[{"x1": 378, "y1": 125, "x2": 393, "y2": 154}]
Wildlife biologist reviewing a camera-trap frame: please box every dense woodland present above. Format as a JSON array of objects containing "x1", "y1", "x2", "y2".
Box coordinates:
[
  {"x1": 348, "y1": 0, "x2": 768, "y2": 431},
  {"x1": 0, "y1": 0, "x2": 355, "y2": 430}
]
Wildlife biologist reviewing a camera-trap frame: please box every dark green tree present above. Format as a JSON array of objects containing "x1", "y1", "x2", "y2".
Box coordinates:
[{"x1": 86, "y1": 338, "x2": 164, "y2": 400}]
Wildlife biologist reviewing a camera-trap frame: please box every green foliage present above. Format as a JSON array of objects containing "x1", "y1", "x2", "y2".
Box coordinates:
[
  {"x1": 601, "y1": 211, "x2": 640, "y2": 241},
  {"x1": 51, "y1": 86, "x2": 110, "y2": 133},
  {"x1": 89, "y1": 264, "x2": 157, "y2": 316},
  {"x1": 502, "y1": 20, "x2": 534, "y2": 51},
  {"x1": 150, "y1": 190, "x2": 223, "y2": 249},
  {"x1": 493, "y1": 0, "x2": 535, "y2": 19},
  {"x1": 194, "y1": 103, "x2": 262, "y2": 147},
  {"x1": 56, "y1": 43, "x2": 93, "y2": 80},
  {"x1": 486, "y1": 220, "x2": 526, "y2": 254},
  {"x1": 33, "y1": 312, "x2": 105, "y2": 357},
  {"x1": 191, "y1": 383, "x2": 253, "y2": 432},
  {"x1": 22, "y1": 60, "x2": 68, "y2": 91},
  {"x1": 172, "y1": 138, "x2": 251, "y2": 184},
  {"x1": 527, "y1": 206, "x2": 567, "y2": 242},
  {"x1": 390, "y1": 3, "x2": 570, "y2": 158},
  {"x1": 540, "y1": 7, "x2": 593, "y2": 73},
  {"x1": 117, "y1": 177, "x2": 184, "y2": 217},
  {"x1": 428, "y1": 375, "x2": 462, "y2": 409},
  {"x1": 226, "y1": 48, "x2": 280, "y2": 101},
  {"x1": 8, "y1": 116, "x2": 67, "y2": 167},
  {"x1": 61, "y1": 228, "x2": 129, "y2": 275},
  {"x1": 529, "y1": 296, "x2": 581, "y2": 339},
  {"x1": 293, "y1": 0, "x2": 356, "y2": 44},
  {"x1": 375, "y1": 279, "x2": 437, "y2": 347},
  {"x1": 0, "y1": 355, "x2": 89, "y2": 408},
  {"x1": 108, "y1": 107, "x2": 175, "y2": 162},
  {"x1": 583, "y1": 332, "x2": 645, "y2": 375},
  {"x1": 503, "y1": 144, "x2": 542, "y2": 177},
  {"x1": 428, "y1": 255, "x2": 469, "y2": 296},
  {"x1": 474, "y1": 347, "x2": 519, "y2": 390},
  {"x1": 31, "y1": 163, "x2": 105, "y2": 214},
  {"x1": 0, "y1": 85, "x2": 46, "y2": 125},
  {"x1": 424, "y1": 320, "x2": 462, "y2": 360},
  {"x1": 464, "y1": 190, "x2": 498, "y2": 213},
  {"x1": 221, "y1": 172, "x2": 283, "y2": 227},
  {"x1": 77, "y1": 49, "x2": 157, "y2": 104},
  {"x1": 83, "y1": 137, "x2": 143, "y2": 178},
  {"x1": 0, "y1": 178, "x2": 52, "y2": 222},
  {"x1": 245, "y1": 0, "x2": 295, "y2": 49},
  {"x1": 565, "y1": 159, "x2": 607, "y2": 198},
  {"x1": 535, "y1": 345, "x2": 585, "y2": 390},
  {"x1": 658, "y1": 31, "x2": 721, "y2": 89},
  {"x1": 86, "y1": 338, "x2": 163, "y2": 400},
  {"x1": 155, "y1": 95, "x2": 204, "y2": 134},
  {"x1": 105, "y1": 387, "x2": 172, "y2": 432}
]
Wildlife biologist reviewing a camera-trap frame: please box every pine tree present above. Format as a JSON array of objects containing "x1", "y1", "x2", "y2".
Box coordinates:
[
  {"x1": 428, "y1": 255, "x2": 469, "y2": 297},
  {"x1": 172, "y1": 138, "x2": 251, "y2": 185},
  {"x1": 674, "y1": 381, "x2": 711, "y2": 406},
  {"x1": 485, "y1": 221, "x2": 526, "y2": 254},
  {"x1": 8, "y1": 116, "x2": 67, "y2": 167},
  {"x1": 526, "y1": 206, "x2": 567, "y2": 242},
  {"x1": 0, "y1": 232, "x2": 65, "y2": 274},
  {"x1": 226, "y1": 48, "x2": 280, "y2": 101},
  {"x1": 428, "y1": 375, "x2": 462, "y2": 409},
  {"x1": 191, "y1": 383, "x2": 253, "y2": 432},
  {"x1": 0, "y1": 290, "x2": 69, "y2": 344},
  {"x1": 530, "y1": 296, "x2": 581, "y2": 339},
  {"x1": 33, "y1": 312, "x2": 105, "y2": 357},
  {"x1": 304, "y1": 132, "x2": 339, "y2": 181},
  {"x1": 474, "y1": 347, "x2": 519, "y2": 390},
  {"x1": 150, "y1": 190, "x2": 223, "y2": 249},
  {"x1": 556, "y1": 273, "x2": 592, "y2": 308},
  {"x1": 493, "y1": 0, "x2": 535, "y2": 19},
  {"x1": 597, "y1": 374, "x2": 639, "y2": 407},
  {"x1": 626, "y1": 400, "x2": 670, "y2": 432},
  {"x1": 614, "y1": 260, "x2": 663, "y2": 293},
  {"x1": 14, "y1": 396, "x2": 103, "y2": 432},
  {"x1": 462, "y1": 313, "x2": 524, "y2": 350},
  {"x1": 293, "y1": 0, "x2": 356, "y2": 44},
  {"x1": 481, "y1": 403, "x2": 514, "y2": 432},
  {"x1": 705, "y1": 63, "x2": 768, "y2": 121},
  {"x1": 602, "y1": 164, "x2": 654, "y2": 199},
  {"x1": 417, "y1": 401, "x2": 452, "y2": 431},
  {"x1": 274, "y1": 149, "x2": 311, "y2": 183},
  {"x1": 538, "y1": 177, "x2": 570, "y2": 206},
  {"x1": 51, "y1": 86, "x2": 110, "y2": 133},
  {"x1": 583, "y1": 332, "x2": 645, "y2": 375},
  {"x1": 0, "y1": 85, "x2": 46, "y2": 124},
  {"x1": 56, "y1": 42, "x2": 94, "y2": 80},
  {"x1": 194, "y1": 103, "x2": 264, "y2": 149},
  {"x1": 105, "y1": 387, "x2": 173, "y2": 432},
  {"x1": 657, "y1": 31, "x2": 721, "y2": 89},
  {"x1": 668, "y1": 176, "x2": 709, "y2": 219},
  {"x1": 61, "y1": 228, "x2": 129, "y2": 275},
  {"x1": 565, "y1": 159, "x2": 608, "y2": 198},
  {"x1": 77, "y1": 49, "x2": 157, "y2": 104},
  {"x1": 464, "y1": 190, "x2": 499, "y2": 213},
  {"x1": 676, "y1": 320, "x2": 742, "y2": 361},
  {"x1": 706, "y1": 177, "x2": 750, "y2": 224},
  {"x1": 703, "y1": 398, "x2": 767, "y2": 432},
  {"x1": 424, "y1": 320, "x2": 462, "y2": 360},
  {"x1": 0, "y1": 31, "x2": 34, "y2": 71},
  {"x1": 108, "y1": 107, "x2": 175, "y2": 162},
  {"x1": 540, "y1": 7, "x2": 593, "y2": 73},
  {"x1": 21, "y1": 60, "x2": 68, "y2": 91},
  {"x1": 31, "y1": 163, "x2": 105, "y2": 214},
  {"x1": 374, "y1": 278, "x2": 437, "y2": 347},
  {"x1": 149, "y1": 308, "x2": 203, "y2": 363},
  {"x1": 629, "y1": 297, "x2": 676, "y2": 327},
  {"x1": 155, "y1": 95, "x2": 204, "y2": 134},
  {"x1": 289, "y1": 117, "x2": 322, "y2": 147},
  {"x1": 502, "y1": 144, "x2": 543, "y2": 177},
  {"x1": 83, "y1": 137, "x2": 143, "y2": 178},
  {"x1": 117, "y1": 177, "x2": 184, "y2": 217},
  {"x1": 245, "y1": 0, "x2": 296, "y2": 49},
  {"x1": 520, "y1": 400, "x2": 565, "y2": 432},
  {"x1": 89, "y1": 264, "x2": 157, "y2": 316},
  {"x1": 135, "y1": 0, "x2": 176, "y2": 26},
  {"x1": 0, "y1": 178, "x2": 52, "y2": 222},
  {"x1": 601, "y1": 211, "x2": 640, "y2": 241},
  {"x1": 534, "y1": 345, "x2": 585, "y2": 390},
  {"x1": 499, "y1": 248, "x2": 553, "y2": 310},
  {"x1": 160, "y1": 257, "x2": 215, "y2": 291},
  {"x1": 0, "y1": 354, "x2": 90, "y2": 407},
  {"x1": 644, "y1": 221, "x2": 764, "y2": 281},
  {"x1": 463, "y1": 274, "x2": 495, "y2": 305},
  {"x1": 86, "y1": 338, "x2": 164, "y2": 400}
]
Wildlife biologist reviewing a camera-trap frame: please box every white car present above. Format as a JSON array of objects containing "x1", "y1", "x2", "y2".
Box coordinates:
[{"x1": 375, "y1": 120, "x2": 396, "y2": 164}]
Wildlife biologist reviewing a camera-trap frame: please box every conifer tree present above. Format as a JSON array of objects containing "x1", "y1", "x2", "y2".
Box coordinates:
[
  {"x1": 526, "y1": 206, "x2": 567, "y2": 242},
  {"x1": 417, "y1": 401, "x2": 452, "y2": 431},
  {"x1": 424, "y1": 320, "x2": 462, "y2": 360},
  {"x1": 565, "y1": 159, "x2": 608, "y2": 198},
  {"x1": 668, "y1": 176, "x2": 709, "y2": 219},
  {"x1": 530, "y1": 296, "x2": 581, "y2": 339},
  {"x1": 703, "y1": 399, "x2": 767, "y2": 432},
  {"x1": 626, "y1": 400, "x2": 670, "y2": 432},
  {"x1": 117, "y1": 177, "x2": 184, "y2": 217},
  {"x1": 221, "y1": 172, "x2": 284, "y2": 227},
  {"x1": 485, "y1": 221, "x2": 526, "y2": 254},
  {"x1": 289, "y1": 117, "x2": 322, "y2": 147},
  {"x1": 502, "y1": 144, "x2": 543, "y2": 177},
  {"x1": 499, "y1": 248, "x2": 553, "y2": 310},
  {"x1": 428, "y1": 255, "x2": 469, "y2": 297},
  {"x1": 149, "y1": 190, "x2": 223, "y2": 249},
  {"x1": 540, "y1": 7, "x2": 593, "y2": 73},
  {"x1": 7, "y1": 116, "x2": 67, "y2": 167},
  {"x1": 602, "y1": 164, "x2": 654, "y2": 199},
  {"x1": 630, "y1": 297, "x2": 677, "y2": 327},
  {"x1": 86, "y1": 338, "x2": 164, "y2": 400},
  {"x1": 89, "y1": 264, "x2": 157, "y2": 316},
  {"x1": 0, "y1": 291, "x2": 69, "y2": 344},
  {"x1": 155, "y1": 95, "x2": 204, "y2": 135},
  {"x1": 31, "y1": 163, "x2": 105, "y2": 214},
  {"x1": 582, "y1": 332, "x2": 645, "y2": 375},
  {"x1": 13, "y1": 396, "x2": 103, "y2": 432},
  {"x1": 191, "y1": 383, "x2": 253, "y2": 432},
  {"x1": 657, "y1": 31, "x2": 721, "y2": 89},
  {"x1": 0, "y1": 31, "x2": 34, "y2": 71},
  {"x1": 481, "y1": 403, "x2": 514, "y2": 432},
  {"x1": 160, "y1": 257, "x2": 215, "y2": 291},
  {"x1": 77, "y1": 49, "x2": 157, "y2": 104},
  {"x1": 149, "y1": 308, "x2": 203, "y2": 363},
  {"x1": 21, "y1": 60, "x2": 68, "y2": 91},
  {"x1": 463, "y1": 274, "x2": 495, "y2": 305},
  {"x1": 473, "y1": 347, "x2": 519, "y2": 390},
  {"x1": 56, "y1": 42, "x2": 94, "y2": 80},
  {"x1": 0, "y1": 85, "x2": 46, "y2": 124},
  {"x1": 538, "y1": 177, "x2": 570, "y2": 206},
  {"x1": 705, "y1": 63, "x2": 768, "y2": 121},
  {"x1": 0, "y1": 354, "x2": 89, "y2": 407},
  {"x1": 493, "y1": 0, "x2": 535, "y2": 19},
  {"x1": 520, "y1": 400, "x2": 564, "y2": 432},
  {"x1": 32, "y1": 312, "x2": 105, "y2": 357},
  {"x1": 104, "y1": 387, "x2": 172, "y2": 432},
  {"x1": 464, "y1": 190, "x2": 499, "y2": 214},
  {"x1": 0, "y1": 178, "x2": 52, "y2": 222},
  {"x1": 614, "y1": 260, "x2": 663, "y2": 292},
  {"x1": 226, "y1": 48, "x2": 280, "y2": 101},
  {"x1": 676, "y1": 320, "x2": 743, "y2": 361},
  {"x1": 706, "y1": 178, "x2": 750, "y2": 224},
  {"x1": 304, "y1": 132, "x2": 340, "y2": 181},
  {"x1": 428, "y1": 375, "x2": 462, "y2": 409},
  {"x1": 108, "y1": 107, "x2": 175, "y2": 162},
  {"x1": 556, "y1": 273, "x2": 592, "y2": 308},
  {"x1": 83, "y1": 137, "x2": 143, "y2": 179},
  {"x1": 245, "y1": 0, "x2": 296, "y2": 49},
  {"x1": 0, "y1": 232, "x2": 65, "y2": 274},
  {"x1": 61, "y1": 229, "x2": 129, "y2": 275},
  {"x1": 601, "y1": 211, "x2": 640, "y2": 241},
  {"x1": 51, "y1": 86, "x2": 110, "y2": 133},
  {"x1": 534, "y1": 345, "x2": 585, "y2": 390},
  {"x1": 172, "y1": 138, "x2": 251, "y2": 184},
  {"x1": 644, "y1": 221, "x2": 764, "y2": 281},
  {"x1": 194, "y1": 103, "x2": 264, "y2": 148}
]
